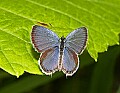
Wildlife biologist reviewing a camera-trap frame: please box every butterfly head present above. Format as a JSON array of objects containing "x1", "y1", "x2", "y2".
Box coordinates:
[{"x1": 61, "y1": 36, "x2": 65, "y2": 41}]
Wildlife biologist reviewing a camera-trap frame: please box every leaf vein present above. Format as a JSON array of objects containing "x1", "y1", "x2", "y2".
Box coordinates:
[
  {"x1": 26, "y1": 0, "x2": 87, "y2": 26},
  {"x1": 0, "y1": 28, "x2": 30, "y2": 44},
  {"x1": 62, "y1": 0, "x2": 119, "y2": 25},
  {"x1": 0, "y1": 51, "x2": 16, "y2": 74}
]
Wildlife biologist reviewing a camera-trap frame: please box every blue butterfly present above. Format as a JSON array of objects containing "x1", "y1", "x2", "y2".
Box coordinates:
[{"x1": 31, "y1": 25, "x2": 88, "y2": 76}]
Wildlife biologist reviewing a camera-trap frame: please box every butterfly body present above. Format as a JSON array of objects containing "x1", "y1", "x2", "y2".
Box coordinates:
[
  {"x1": 31, "y1": 25, "x2": 88, "y2": 76},
  {"x1": 58, "y1": 36, "x2": 65, "y2": 70}
]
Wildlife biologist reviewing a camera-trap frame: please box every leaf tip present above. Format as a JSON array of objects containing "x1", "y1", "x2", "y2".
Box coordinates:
[
  {"x1": 17, "y1": 75, "x2": 19, "y2": 78},
  {"x1": 116, "y1": 42, "x2": 119, "y2": 45},
  {"x1": 95, "y1": 58, "x2": 97, "y2": 62}
]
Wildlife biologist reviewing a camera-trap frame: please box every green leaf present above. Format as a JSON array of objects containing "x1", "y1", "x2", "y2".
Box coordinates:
[{"x1": 0, "y1": 0, "x2": 119, "y2": 77}]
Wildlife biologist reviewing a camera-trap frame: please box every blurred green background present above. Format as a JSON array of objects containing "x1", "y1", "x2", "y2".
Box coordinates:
[{"x1": 0, "y1": 45, "x2": 119, "y2": 93}]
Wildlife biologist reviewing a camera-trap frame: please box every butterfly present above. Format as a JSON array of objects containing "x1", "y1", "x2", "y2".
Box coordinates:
[{"x1": 31, "y1": 25, "x2": 88, "y2": 76}]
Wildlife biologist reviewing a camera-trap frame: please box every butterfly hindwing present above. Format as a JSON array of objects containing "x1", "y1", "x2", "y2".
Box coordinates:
[
  {"x1": 39, "y1": 47, "x2": 59, "y2": 75},
  {"x1": 62, "y1": 47, "x2": 79, "y2": 76}
]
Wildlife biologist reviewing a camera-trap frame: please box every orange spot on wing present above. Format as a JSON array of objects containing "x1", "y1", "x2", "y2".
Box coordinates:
[
  {"x1": 40, "y1": 48, "x2": 53, "y2": 63},
  {"x1": 69, "y1": 49, "x2": 78, "y2": 65}
]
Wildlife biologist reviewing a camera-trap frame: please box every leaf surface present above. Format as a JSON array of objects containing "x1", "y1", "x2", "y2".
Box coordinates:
[{"x1": 0, "y1": 0, "x2": 119, "y2": 76}]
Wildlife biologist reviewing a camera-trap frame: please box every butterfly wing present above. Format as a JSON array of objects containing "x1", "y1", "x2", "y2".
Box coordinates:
[
  {"x1": 62, "y1": 47, "x2": 79, "y2": 76},
  {"x1": 31, "y1": 25, "x2": 60, "y2": 75},
  {"x1": 31, "y1": 25, "x2": 60, "y2": 52},
  {"x1": 62, "y1": 27, "x2": 87, "y2": 76},
  {"x1": 39, "y1": 47, "x2": 59, "y2": 75},
  {"x1": 65, "y1": 27, "x2": 88, "y2": 54}
]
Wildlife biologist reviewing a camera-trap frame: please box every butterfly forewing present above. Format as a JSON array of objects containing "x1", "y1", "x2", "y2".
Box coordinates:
[
  {"x1": 65, "y1": 27, "x2": 88, "y2": 54},
  {"x1": 62, "y1": 47, "x2": 79, "y2": 76},
  {"x1": 31, "y1": 25, "x2": 60, "y2": 52}
]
